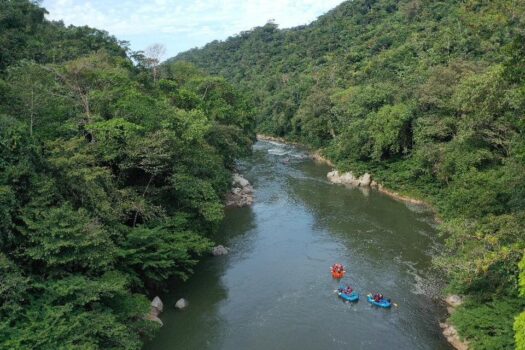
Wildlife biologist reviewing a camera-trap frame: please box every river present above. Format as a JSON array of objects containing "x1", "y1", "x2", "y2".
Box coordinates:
[{"x1": 145, "y1": 140, "x2": 451, "y2": 350}]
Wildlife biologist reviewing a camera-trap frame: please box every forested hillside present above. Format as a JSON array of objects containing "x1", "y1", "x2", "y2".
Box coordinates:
[
  {"x1": 172, "y1": 0, "x2": 525, "y2": 348},
  {"x1": 0, "y1": 1, "x2": 254, "y2": 348}
]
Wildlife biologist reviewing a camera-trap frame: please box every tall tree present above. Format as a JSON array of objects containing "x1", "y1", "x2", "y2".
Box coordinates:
[{"x1": 145, "y1": 43, "x2": 166, "y2": 84}]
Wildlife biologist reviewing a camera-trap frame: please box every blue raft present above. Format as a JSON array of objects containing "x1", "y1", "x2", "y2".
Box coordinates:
[
  {"x1": 367, "y1": 294, "x2": 392, "y2": 308},
  {"x1": 338, "y1": 291, "x2": 359, "y2": 302}
]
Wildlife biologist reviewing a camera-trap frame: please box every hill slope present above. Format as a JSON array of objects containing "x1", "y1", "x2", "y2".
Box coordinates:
[
  {"x1": 0, "y1": 1, "x2": 254, "y2": 348},
  {"x1": 171, "y1": 0, "x2": 525, "y2": 348}
]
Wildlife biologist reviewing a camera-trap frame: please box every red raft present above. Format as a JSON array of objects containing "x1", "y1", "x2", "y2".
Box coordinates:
[{"x1": 330, "y1": 263, "x2": 346, "y2": 279}]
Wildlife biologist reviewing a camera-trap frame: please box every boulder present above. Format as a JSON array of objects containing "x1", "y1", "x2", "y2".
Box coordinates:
[
  {"x1": 328, "y1": 170, "x2": 349, "y2": 185},
  {"x1": 145, "y1": 314, "x2": 163, "y2": 326},
  {"x1": 440, "y1": 322, "x2": 469, "y2": 350},
  {"x1": 151, "y1": 296, "x2": 164, "y2": 313},
  {"x1": 175, "y1": 298, "x2": 189, "y2": 309},
  {"x1": 232, "y1": 174, "x2": 250, "y2": 188},
  {"x1": 145, "y1": 296, "x2": 164, "y2": 326},
  {"x1": 242, "y1": 184, "x2": 254, "y2": 194},
  {"x1": 359, "y1": 173, "x2": 372, "y2": 186},
  {"x1": 327, "y1": 170, "x2": 372, "y2": 187},
  {"x1": 226, "y1": 174, "x2": 254, "y2": 207},
  {"x1": 343, "y1": 173, "x2": 359, "y2": 186},
  {"x1": 445, "y1": 295, "x2": 463, "y2": 308},
  {"x1": 212, "y1": 245, "x2": 230, "y2": 256},
  {"x1": 232, "y1": 187, "x2": 242, "y2": 195}
]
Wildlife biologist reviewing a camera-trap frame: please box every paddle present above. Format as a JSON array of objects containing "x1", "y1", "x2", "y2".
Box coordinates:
[{"x1": 385, "y1": 297, "x2": 399, "y2": 307}]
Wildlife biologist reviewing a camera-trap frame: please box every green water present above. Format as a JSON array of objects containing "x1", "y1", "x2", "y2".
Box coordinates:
[{"x1": 145, "y1": 141, "x2": 451, "y2": 350}]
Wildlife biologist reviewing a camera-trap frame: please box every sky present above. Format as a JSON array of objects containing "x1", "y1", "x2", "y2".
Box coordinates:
[{"x1": 42, "y1": 0, "x2": 346, "y2": 59}]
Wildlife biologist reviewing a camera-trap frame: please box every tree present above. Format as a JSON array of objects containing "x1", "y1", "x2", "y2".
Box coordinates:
[
  {"x1": 144, "y1": 43, "x2": 166, "y2": 84},
  {"x1": 5, "y1": 61, "x2": 56, "y2": 137}
]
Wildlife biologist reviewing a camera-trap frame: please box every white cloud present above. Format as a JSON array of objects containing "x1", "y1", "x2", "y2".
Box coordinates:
[{"x1": 42, "y1": 0, "x2": 345, "y2": 57}]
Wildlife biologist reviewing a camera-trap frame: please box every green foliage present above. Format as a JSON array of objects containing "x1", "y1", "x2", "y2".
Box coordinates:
[
  {"x1": 436, "y1": 214, "x2": 524, "y2": 297},
  {"x1": 0, "y1": 2, "x2": 255, "y2": 348},
  {"x1": 0, "y1": 253, "x2": 30, "y2": 315},
  {"x1": 516, "y1": 254, "x2": 525, "y2": 349},
  {"x1": 516, "y1": 311, "x2": 525, "y2": 350},
  {"x1": 520, "y1": 254, "x2": 525, "y2": 298},
  {"x1": 451, "y1": 298, "x2": 525, "y2": 350},
  {"x1": 0, "y1": 271, "x2": 154, "y2": 350},
  {"x1": 20, "y1": 203, "x2": 117, "y2": 273},
  {"x1": 366, "y1": 103, "x2": 413, "y2": 160},
  {"x1": 292, "y1": 89, "x2": 335, "y2": 147},
  {"x1": 122, "y1": 227, "x2": 212, "y2": 286},
  {"x1": 86, "y1": 118, "x2": 143, "y2": 164},
  {"x1": 0, "y1": 0, "x2": 126, "y2": 71},
  {"x1": 0, "y1": 186, "x2": 16, "y2": 243}
]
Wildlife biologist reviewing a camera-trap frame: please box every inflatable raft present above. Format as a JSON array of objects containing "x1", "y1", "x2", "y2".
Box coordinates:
[
  {"x1": 331, "y1": 270, "x2": 345, "y2": 279},
  {"x1": 367, "y1": 294, "x2": 392, "y2": 308},
  {"x1": 338, "y1": 291, "x2": 359, "y2": 302}
]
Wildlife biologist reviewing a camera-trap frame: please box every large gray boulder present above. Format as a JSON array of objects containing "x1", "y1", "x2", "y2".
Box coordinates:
[
  {"x1": 212, "y1": 245, "x2": 230, "y2": 256},
  {"x1": 151, "y1": 296, "x2": 164, "y2": 313},
  {"x1": 232, "y1": 173, "x2": 250, "y2": 188},
  {"x1": 226, "y1": 174, "x2": 254, "y2": 207},
  {"x1": 175, "y1": 298, "x2": 189, "y2": 309},
  {"x1": 327, "y1": 170, "x2": 373, "y2": 187},
  {"x1": 445, "y1": 295, "x2": 463, "y2": 308},
  {"x1": 145, "y1": 296, "x2": 164, "y2": 326},
  {"x1": 445, "y1": 294, "x2": 464, "y2": 315},
  {"x1": 359, "y1": 173, "x2": 372, "y2": 186},
  {"x1": 327, "y1": 170, "x2": 358, "y2": 186}
]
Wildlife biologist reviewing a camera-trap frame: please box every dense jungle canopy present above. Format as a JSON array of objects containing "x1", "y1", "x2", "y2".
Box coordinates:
[{"x1": 0, "y1": 1, "x2": 255, "y2": 348}]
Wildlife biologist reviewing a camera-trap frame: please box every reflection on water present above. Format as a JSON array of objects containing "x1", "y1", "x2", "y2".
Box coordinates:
[{"x1": 145, "y1": 141, "x2": 451, "y2": 350}]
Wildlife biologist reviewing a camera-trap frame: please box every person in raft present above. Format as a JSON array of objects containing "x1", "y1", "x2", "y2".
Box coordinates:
[
  {"x1": 373, "y1": 293, "x2": 384, "y2": 302},
  {"x1": 331, "y1": 263, "x2": 345, "y2": 273},
  {"x1": 338, "y1": 284, "x2": 353, "y2": 294}
]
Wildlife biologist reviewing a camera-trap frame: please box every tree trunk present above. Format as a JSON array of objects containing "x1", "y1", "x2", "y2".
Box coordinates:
[{"x1": 132, "y1": 174, "x2": 155, "y2": 227}]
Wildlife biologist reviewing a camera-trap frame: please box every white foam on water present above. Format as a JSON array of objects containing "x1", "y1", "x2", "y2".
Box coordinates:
[
  {"x1": 268, "y1": 148, "x2": 290, "y2": 156},
  {"x1": 267, "y1": 140, "x2": 287, "y2": 147},
  {"x1": 398, "y1": 258, "x2": 443, "y2": 299},
  {"x1": 289, "y1": 151, "x2": 308, "y2": 159}
]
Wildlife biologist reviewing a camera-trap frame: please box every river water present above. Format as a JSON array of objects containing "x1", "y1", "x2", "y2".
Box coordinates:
[{"x1": 145, "y1": 141, "x2": 451, "y2": 350}]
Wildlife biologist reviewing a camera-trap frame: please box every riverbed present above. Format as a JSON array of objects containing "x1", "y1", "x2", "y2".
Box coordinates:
[{"x1": 145, "y1": 140, "x2": 451, "y2": 350}]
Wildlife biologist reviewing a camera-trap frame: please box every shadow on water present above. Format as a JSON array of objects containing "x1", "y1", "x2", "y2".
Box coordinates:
[{"x1": 145, "y1": 141, "x2": 451, "y2": 350}]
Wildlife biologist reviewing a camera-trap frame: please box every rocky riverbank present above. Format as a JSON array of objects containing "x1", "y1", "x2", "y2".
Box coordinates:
[
  {"x1": 326, "y1": 170, "x2": 429, "y2": 206},
  {"x1": 440, "y1": 295, "x2": 469, "y2": 350},
  {"x1": 226, "y1": 173, "x2": 254, "y2": 207}
]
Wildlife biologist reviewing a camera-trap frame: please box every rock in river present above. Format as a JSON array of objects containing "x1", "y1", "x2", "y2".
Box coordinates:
[
  {"x1": 151, "y1": 296, "x2": 164, "y2": 313},
  {"x1": 145, "y1": 296, "x2": 164, "y2": 326},
  {"x1": 226, "y1": 173, "x2": 254, "y2": 207},
  {"x1": 175, "y1": 298, "x2": 189, "y2": 309},
  {"x1": 212, "y1": 245, "x2": 230, "y2": 256}
]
